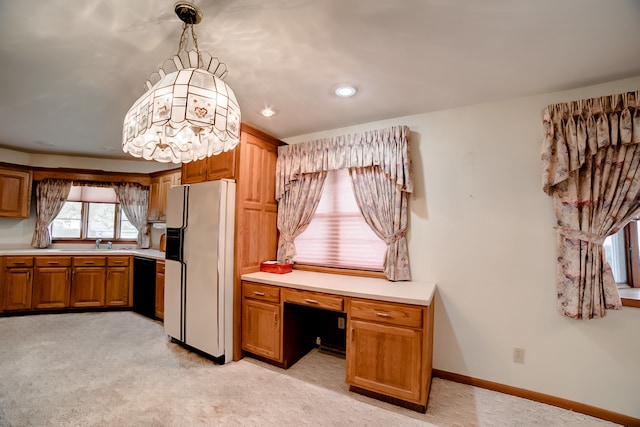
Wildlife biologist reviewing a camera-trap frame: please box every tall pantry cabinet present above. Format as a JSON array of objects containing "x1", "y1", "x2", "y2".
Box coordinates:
[{"x1": 181, "y1": 124, "x2": 281, "y2": 361}]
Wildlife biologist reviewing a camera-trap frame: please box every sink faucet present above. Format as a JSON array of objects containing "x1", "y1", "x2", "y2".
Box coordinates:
[{"x1": 95, "y1": 239, "x2": 101, "y2": 249}]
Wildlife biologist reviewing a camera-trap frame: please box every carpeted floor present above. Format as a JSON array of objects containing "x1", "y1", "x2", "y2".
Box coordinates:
[{"x1": 0, "y1": 311, "x2": 619, "y2": 426}]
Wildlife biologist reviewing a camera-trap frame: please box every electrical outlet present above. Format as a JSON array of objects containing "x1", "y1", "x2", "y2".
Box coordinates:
[
  {"x1": 338, "y1": 317, "x2": 345, "y2": 329},
  {"x1": 513, "y1": 347, "x2": 525, "y2": 363},
  {"x1": 316, "y1": 336, "x2": 321, "y2": 346}
]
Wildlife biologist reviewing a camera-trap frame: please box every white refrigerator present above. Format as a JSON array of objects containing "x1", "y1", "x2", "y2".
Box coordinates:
[{"x1": 164, "y1": 179, "x2": 235, "y2": 363}]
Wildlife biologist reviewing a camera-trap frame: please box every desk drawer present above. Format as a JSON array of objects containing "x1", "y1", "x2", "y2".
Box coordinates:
[
  {"x1": 73, "y1": 256, "x2": 106, "y2": 267},
  {"x1": 282, "y1": 288, "x2": 344, "y2": 312},
  {"x1": 243, "y1": 281, "x2": 280, "y2": 303},
  {"x1": 35, "y1": 256, "x2": 72, "y2": 267},
  {"x1": 350, "y1": 299, "x2": 423, "y2": 328},
  {"x1": 5, "y1": 256, "x2": 34, "y2": 267}
]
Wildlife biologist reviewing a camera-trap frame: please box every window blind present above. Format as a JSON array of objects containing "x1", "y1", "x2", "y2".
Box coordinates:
[
  {"x1": 66, "y1": 185, "x2": 118, "y2": 203},
  {"x1": 294, "y1": 169, "x2": 386, "y2": 271}
]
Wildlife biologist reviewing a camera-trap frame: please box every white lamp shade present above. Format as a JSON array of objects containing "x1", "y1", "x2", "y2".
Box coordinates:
[{"x1": 122, "y1": 68, "x2": 241, "y2": 163}]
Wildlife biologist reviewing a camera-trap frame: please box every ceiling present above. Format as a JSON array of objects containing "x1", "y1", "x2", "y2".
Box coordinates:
[{"x1": 1, "y1": 0, "x2": 640, "y2": 160}]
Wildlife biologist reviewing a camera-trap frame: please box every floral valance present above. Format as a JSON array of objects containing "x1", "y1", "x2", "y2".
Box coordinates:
[
  {"x1": 541, "y1": 90, "x2": 640, "y2": 195},
  {"x1": 276, "y1": 125, "x2": 412, "y2": 201}
]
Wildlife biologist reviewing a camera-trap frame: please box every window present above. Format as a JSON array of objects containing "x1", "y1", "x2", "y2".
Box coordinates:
[
  {"x1": 294, "y1": 169, "x2": 387, "y2": 271},
  {"x1": 50, "y1": 185, "x2": 137, "y2": 241},
  {"x1": 603, "y1": 219, "x2": 640, "y2": 306}
]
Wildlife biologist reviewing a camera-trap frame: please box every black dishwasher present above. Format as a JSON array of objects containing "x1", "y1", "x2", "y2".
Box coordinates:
[{"x1": 133, "y1": 256, "x2": 157, "y2": 319}]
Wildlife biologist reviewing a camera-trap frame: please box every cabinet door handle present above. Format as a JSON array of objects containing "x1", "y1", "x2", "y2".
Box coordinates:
[
  {"x1": 303, "y1": 298, "x2": 319, "y2": 304},
  {"x1": 27, "y1": 271, "x2": 31, "y2": 281},
  {"x1": 274, "y1": 311, "x2": 278, "y2": 324},
  {"x1": 351, "y1": 327, "x2": 354, "y2": 341},
  {"x1": 375, "y1": 311, "x2": 392, "y2": 318},
  {"x1": 253, "y1": 291, "x2": 265, "y2": 296}
]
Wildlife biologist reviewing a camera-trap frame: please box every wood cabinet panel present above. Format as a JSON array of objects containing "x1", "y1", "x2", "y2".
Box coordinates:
[
  {"x1": 206, "y1": 149, "x2": 237, "y2": 181},
  {"x1": 242, "y1": 281, "x2": 280, "y2": 303},
  {"x1": 107, "y1": 256, "x2": 130, "y2": 267},
  {"x1": 73, "y1": 256, "x2": 106, "y2": 267},
  {"x1": 105, "y1": 266, "x2": 130, "y2": 307},
  {"x1": 33, "y1": 266, "x2": 70, "y2": 309},
  {"x1": 155, "y1": 260, "x2": 165, "y2": 319},
  {"x1": 5, "y1": 256, "x2": 34, "y2": 267},
  {"x1": 4, "y1": 267, "x2": 33, "y2": 310},
  {"x1": 0, "y1": 167, "x2": 32, "y2": 218},
  {"x1": 35, "y1": 256, "x2": 71, "y2": 267},
  {"x1": 346, "y1": 319, "x2": 423, "y2": 404},
  {"x1": 242, "y1": 298, "x2": 281, "y2": 361},
  {"x1": 70, "y1": 267, "x2": 105, "y2": 307},
  {"x1": 148, "y1": 169, "x2": 181, "y2": 221},
  {"x1": 350, "y1": 299, "x2": 423, "y2": 328},
  {"x1": 181, "y1": 160, "x2": 207, "y2": 184},
  {"x1": 181, "y1": 150, "x2": 236, "y2": 184},
  {"x1": 282, "y1": 288, "x2": 344, "y2": 312}
]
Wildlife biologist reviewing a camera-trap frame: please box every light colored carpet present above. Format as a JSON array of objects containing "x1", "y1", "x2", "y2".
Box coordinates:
[{"x1": 0, "y1": 311, "x2": 618, "y2": 427}]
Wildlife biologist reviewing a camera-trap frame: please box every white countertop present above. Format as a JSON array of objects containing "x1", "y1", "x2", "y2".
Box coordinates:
[
  {"x1": 241, "y1": 270, "x2": 437, "y2": 306},
  {"x1": 0, "y1": 248, "x2": 166, "y2": 260}
]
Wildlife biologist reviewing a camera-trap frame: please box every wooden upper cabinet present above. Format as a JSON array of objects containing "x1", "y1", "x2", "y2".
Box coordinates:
[
  {"x1": 181, "y1": 149, "x2": 237, "y2": 184},
  {"x1": 0, "y1": 165, "x2": 32, "y2": 218},
  {"x1": 148, "y1": 168, "x2": 181, "y2": 222}
]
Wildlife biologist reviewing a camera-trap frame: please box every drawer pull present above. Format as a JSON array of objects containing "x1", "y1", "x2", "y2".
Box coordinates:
[
  {"x1": 14, "y1": 261, "x2": 25, "y2": 265},
  {"x1": 48, "y1": 261, "x2": 59, "y2": 265},
  {"x1": 85, "y1": 261, "x2": 94, "y2": 264},
  {"x1": 303, "y1": 298, "x2": 319, "y2": 304},
  {"x1": 253, "y1": 291, "x2": 265, "y2": 296},
  {"x1": 375, "y1": 312, "x2": 392, "y2": 318}
]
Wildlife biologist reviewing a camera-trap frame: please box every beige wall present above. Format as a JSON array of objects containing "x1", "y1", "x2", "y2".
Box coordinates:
[{"x1": 285, "y1": 76, "x2": 640, "y2": 418}]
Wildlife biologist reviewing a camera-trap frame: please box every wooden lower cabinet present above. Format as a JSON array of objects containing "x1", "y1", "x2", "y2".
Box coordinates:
[
  {"x1": 241, "y1": 281, "x2": 281, "y2": 361},
  {"x1": 70, "y1": 256, "x2": 105, "y2": 307},
  {"x1": 105, "y1": 267, "x2": 129, "y2": 306},
  {"x1": 105, "y1": 256, "x2": 130, "y2": 307},
  {"x1": 33, "y1": 257, "x2": 72, "y2": 310},
  {"x1": 346, "y1": 320, "x2": 423, "y2": 403},
  {"x1": 346, "y1": 298, "x2": 433, "y2": 412},
  {"x1": 155, "y1": 260, "x2": 165, "y2": 319},
  {"x1": 71, "y1": 267, "x2": 106, "y2": 307},
  {"x1": 242, "y1": 299, "x2": 281, "y2": 361},
  {"x1": 4, "y1": 267, "x2": 33, "y2": 310}
]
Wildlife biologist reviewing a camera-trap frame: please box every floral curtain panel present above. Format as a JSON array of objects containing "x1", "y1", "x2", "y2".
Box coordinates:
[
  {"x1": 541, "y1": 90, "x2": 640, "y2": 319},
  {"x1": 31, "y1": 179, "x2": 72, "y2": 248},
  {"x1": 350, "y1": 166, "x2": 411, "y2": 280},
  {"x1": 113, "y1": 183, "x2": 151, "y2": 248},
  {"x1": 276, "y1": 125, "x2": 413, "y2": 281},
  {"x1": 276, "y1": 171, "x2": 327, "y2": 262}
]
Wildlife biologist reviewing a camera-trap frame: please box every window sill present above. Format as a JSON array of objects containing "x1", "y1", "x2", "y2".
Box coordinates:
[{"x1": 293, "y1": 263, "x2": 385, "y2": 279}]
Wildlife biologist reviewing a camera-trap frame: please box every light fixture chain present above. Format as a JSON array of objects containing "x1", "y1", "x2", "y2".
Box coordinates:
[
  {"x1": 176, "y1": 23, "x2": 190, "y2": 56},
  {"x1": 190, "y1": 24, "x2": 202, "y2": 68}
]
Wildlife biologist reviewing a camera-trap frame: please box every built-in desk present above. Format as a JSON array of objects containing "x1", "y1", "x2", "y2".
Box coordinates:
[{"x1": 240, "y1": 270, "x2": 437, "y2": 413}]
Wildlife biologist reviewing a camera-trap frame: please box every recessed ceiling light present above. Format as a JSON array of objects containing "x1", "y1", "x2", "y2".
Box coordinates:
[
  {"x1": 260, "y1": 107, "x2": 277, "y2": 117},
  {"x1": 334, "y1": 85, "x2": 357, "y2": 98}
]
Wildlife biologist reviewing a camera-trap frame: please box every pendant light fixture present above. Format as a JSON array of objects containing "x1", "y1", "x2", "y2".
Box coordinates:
[{"x1": 122, "y1": 2, "x2": 241, "y2": 163}]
